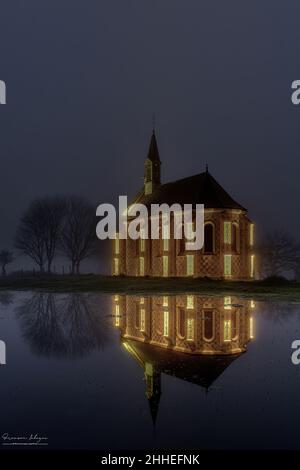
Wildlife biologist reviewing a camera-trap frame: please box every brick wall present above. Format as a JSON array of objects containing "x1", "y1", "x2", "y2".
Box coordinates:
[{"x1": 113, "y1": 209, "x2": 254, "y2": 280}]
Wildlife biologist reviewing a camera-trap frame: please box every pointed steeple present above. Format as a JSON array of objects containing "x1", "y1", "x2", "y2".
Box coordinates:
[
  {"x1": 144, "y1": 131, "x2": 161, "y2": 195},
  {"x1": 147, "y1": 131, "x2": 161, "y2": 163},
  {"x1": 145, "y1": 364, "x2": 161, "y2": 427},
  {"x1": 148, "y1": 391, "x2": 161, "y2": 427}
]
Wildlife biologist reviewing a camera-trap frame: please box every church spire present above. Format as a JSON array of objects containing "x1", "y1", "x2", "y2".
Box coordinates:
[
  {"x1": 144, "y1": 130, "x2": 161, "y2": 195},
  {"x1": 152, "y1": 112, "x2": 156, "y2": 134},
  {"x1": 147, "y1": 131, "x2": 161, "y2": 163},
  {"x1": 145, "y1": 364, "x2": 161, "y2": 428}
]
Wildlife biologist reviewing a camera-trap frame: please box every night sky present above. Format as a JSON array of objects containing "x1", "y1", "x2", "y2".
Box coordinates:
[{"x1": 0, "y1": 1, "x2": 299, "y2": 268}]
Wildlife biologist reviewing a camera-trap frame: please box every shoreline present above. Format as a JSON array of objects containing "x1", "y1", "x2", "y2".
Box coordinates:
[{"x1": 0, "y1": 274, "x2": 299, "y2": 301}]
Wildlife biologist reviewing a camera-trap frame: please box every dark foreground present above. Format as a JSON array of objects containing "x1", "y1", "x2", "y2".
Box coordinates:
[
  {"x1": 0, "y1": 274, "x2": 299, "y2": 300},
  {"x1": 1, "y1": 292, "x2": 300, "y2": 459}
]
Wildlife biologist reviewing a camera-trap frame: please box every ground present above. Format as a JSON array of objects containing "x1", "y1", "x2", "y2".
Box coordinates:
[{"x1": 0, "y1": 274, "x2": 299, "y2": 301}]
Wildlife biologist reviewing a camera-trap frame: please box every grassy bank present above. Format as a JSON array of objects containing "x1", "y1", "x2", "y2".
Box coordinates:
[{"x1": 0, "y1": 274, "x2": 300, "y2": 301}]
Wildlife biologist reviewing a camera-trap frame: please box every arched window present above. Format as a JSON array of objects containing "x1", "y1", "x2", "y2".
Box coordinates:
[
  {"x1": 135, "y1": 304, "x2": 140, "y2": 329},
  {"x1": 203, "y1": 310, "x2": 214, "y2": 341},
  {"x1": 135, "y1": 239, "x2": 139, "y2": 256},
  {"x1": 231, "y1": 311, "x2": 239, "y2": 340},
  {"x1": 204, "y1": 223, "x2": 214, "y2": 254},
  {"x1": 232, "y1": 223, "x2": 239, "y2": 253},
  {"x1": 177, "y1": 308, "x2": 186, "y2": 338}
]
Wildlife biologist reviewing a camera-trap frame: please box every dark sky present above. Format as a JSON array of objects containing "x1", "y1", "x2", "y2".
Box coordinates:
[{"x1": 0, "y1": 1, "x2": 299, "y2": 259}]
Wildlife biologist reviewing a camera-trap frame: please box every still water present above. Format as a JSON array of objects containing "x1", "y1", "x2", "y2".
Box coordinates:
[{"x1": 0, "y1": 291, "x2": 300, "y2": 451}]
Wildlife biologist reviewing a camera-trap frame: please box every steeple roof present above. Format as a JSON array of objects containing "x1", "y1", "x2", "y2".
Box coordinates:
[
  {"x1": 146, "y1": 132, "x2": 161, "y2": 163},
  {"x1": 148, "y1": 390, "x2": 161, "y2": 427}
]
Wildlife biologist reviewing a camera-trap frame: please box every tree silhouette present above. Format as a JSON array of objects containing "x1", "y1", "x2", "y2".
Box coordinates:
[
  {"x1": 42, "y1": 197, "x2": 66, "y2": 272},
  {"x1": 16, "y1": 292, "x2": 110, "y2": 358},
  {"x1": 15, "y1": 196, "x2": 96, "y2": 274},
  {"x1": 60, "y1": 196, "x2": 96, "y2": 274},
  {"x1": 0, "y1": 250, "x2": 14, "y2": 276},
  {"x1": 15, "y1": 197, "x2": 66, "y2": 273},
  {"x1": 15, "y1": 200, "x2": 48, "y2": 272},
  {"x1": 258, "y1": 230, "x2": 300, "y2": 278}
]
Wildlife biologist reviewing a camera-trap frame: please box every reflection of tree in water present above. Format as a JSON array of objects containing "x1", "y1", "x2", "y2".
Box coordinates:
[
  {"x1": 16, "y1": 293, "x2": 109, "y2": 359},
  {"x1": 0, "y1": 291, "x2": 14, "y2": 306},
  {"x1": 259, "y1": 301, "x2": 300, "y2": 324}
]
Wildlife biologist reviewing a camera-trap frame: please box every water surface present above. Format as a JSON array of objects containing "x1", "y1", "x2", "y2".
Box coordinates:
[{"x1": 0, "y1": 291, "x2": 299, "y2": 451}]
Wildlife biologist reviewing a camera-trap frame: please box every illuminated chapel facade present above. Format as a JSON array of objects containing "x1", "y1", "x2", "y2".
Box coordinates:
[{"x1": 113, "y1": 132, "x2": 255, "y2": 280}]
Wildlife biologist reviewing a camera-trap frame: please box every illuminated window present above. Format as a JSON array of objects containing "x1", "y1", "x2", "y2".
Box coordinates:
[
  {"x1": 250, "y1": 255, "x2": 255, "y2": 278},
  {"x1": 224, "y1": 222, "x2": 231, "y2": 244},
  {"x1": 177, "y1": 308, "x2": 186, "y2": 338},
  {"x1": 187, "y1": 318, "x2": 195, "y2": 341},
  {"x1": 163, "y1": 256, "x2": 168, "y2": 277},
  {"x1": 232, "y1": 224, "x2": 239, "y2": 253},
  {"x1": 187, "y1": 295, "x2": 194, "y2": 309},
  {"x1": 115, "y1": 304, "x2": 120, "y2": 326},
  {"x1": 224, "y1": 255, "x2": 232, "y2": 276},
  {"x1": 162, "y1": 224, "x2": 169, "y2": 251},
  {"x1": 163, "y1": 296, "x2": 168, "y2": 307},
  {"x1": 186, "y1": 255, "x2": 194, "y2": 276},
  {"x1": 224, "y1": 319, "x2": 231, "y2": 342},
  {"x1": 204, "y1": 223, "x2": 214, "y2": 253},
  {"x1": 163, "y1": 311, "x2": 169, "y2": 337},
  {"x1": 145, "y1": 362, "x2": 154, "y2": 397},
  {"x1": 114, "y1": 295, "x2": 119, "y2": 301},
  {"x1": 140, "y1": 297, "x2": 144, "y2": 304},
  {"x1": 224, "y1": 296, "x2": 232, "y2": 310},
  {"x1": 251, "y1": 300, "x2": 255, "y2": 309},
  {"x1": 115, "y1": 235, "x2": 120, "y2": 254},
  {"x1": 140, "y1": 308, "x2": 146, "y2": 332},
  {"x1": 231, "y1": 312, "x2": 239, "y2": 340},
  {"x1": 135, "y1": 304, "x2": 140, "y2": 329},
  {"x1": 140, "y1": 228, "x2": 146, "y2": 252},
  {"x1": 145, "y1": 164, "x2": 152, "y2": 181},
  {"x1": 203, "y1": 310, "x2": 214, "y2": 341},
  {"x1": 139, "y1": 257, "x2": 145, "y2": 276},
  {"x1": 250, "y1": 224, "x2": 254, "y2": 246},
  {"x1": 145, "y1": 362, "x2": 153, "y2": 376},
  {"x1": 250, "y1": 317, "x2": 254, "y2": 339},
  {"x1": 114, "y1": 258, "x2": 119, "y2": 275}
]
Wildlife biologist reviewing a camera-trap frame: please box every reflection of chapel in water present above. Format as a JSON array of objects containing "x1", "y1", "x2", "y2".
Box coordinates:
[{"x1": 113, "y1": 294, "x2": 255, "y2": 424}]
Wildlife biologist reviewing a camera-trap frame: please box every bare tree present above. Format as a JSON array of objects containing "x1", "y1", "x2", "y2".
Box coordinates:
[
  {"x1": 60, "y1": 196, "x2": 96, "y2": 274},
  {"x1": 15, "y1": 200, "x2": 47, "y2": 272},
  {"x1": 15, "y1": 197, "x2": 66, "y2": 273},
  {"x1": 41, "y1": 197, "x2": 66, "y2": 273},
  {"x1": 0, "y1": 250, "x2": 14, "y2": 276},
  {"x1": 16, "y1": 293, "x2": 109, "y2": 358},
  {"x1": 258, "y1": 230, "x2": 299, "y2": 278},
  {"x1": 15, "y1": 196, "x2": 96, "y2": 274}
]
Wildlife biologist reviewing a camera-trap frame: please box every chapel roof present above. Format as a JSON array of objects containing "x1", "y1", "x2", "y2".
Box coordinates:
[{"x1": 133, "y1": 169, "x2": 246, "y2": 211}]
